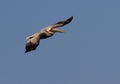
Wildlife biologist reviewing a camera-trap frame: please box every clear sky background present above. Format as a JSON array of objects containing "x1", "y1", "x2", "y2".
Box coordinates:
[{"x1": 0, "y1": 0, "x2": 120, "y2": 84}]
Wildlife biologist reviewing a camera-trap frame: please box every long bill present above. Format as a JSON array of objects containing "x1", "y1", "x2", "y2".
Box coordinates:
[{"x1": 51, "y1": 28, "x2": 65, "y2": 33}]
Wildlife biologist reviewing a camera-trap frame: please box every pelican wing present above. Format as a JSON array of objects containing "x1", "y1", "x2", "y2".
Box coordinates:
[
  {"x1": 26, "y1": 32, "x2": 39, "y2": 40},
  {"x1": 26, "y1": 35, "x2": 34, "y2": 40},
  {"x1": 50, "y1": 16, "x2": 73, "y2": 29},
  {"x1": 25, "y1": 33, "x2": 40, "y2": 53},
  {"x1": 25, "y1": 39, "x2": 39, "y2": 53},
  {"x1": 40, "y1": 16, "x2": 73, "y2": 32},
  {"x1": 40, "y1": 16, "x2": 73, "y2": 33}
]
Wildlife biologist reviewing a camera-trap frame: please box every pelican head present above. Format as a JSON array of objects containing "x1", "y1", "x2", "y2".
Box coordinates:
[{"x1": 46, "y1": 27, "x2": 65, "y2": 34}]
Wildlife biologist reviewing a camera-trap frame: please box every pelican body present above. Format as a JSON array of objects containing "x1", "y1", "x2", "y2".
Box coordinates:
[{"x1": 25, "y1": 16, "x2": 73, "y2": 53}]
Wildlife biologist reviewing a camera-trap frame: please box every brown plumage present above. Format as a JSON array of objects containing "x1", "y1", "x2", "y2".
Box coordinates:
[{"x1": 25, "y1": 16, "x2": 73, "y2": 53}]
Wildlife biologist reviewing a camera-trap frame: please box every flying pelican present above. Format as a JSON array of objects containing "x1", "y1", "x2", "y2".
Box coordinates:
[{"x1": 25, "y1": 16, "x2": 73, "y2": 53}]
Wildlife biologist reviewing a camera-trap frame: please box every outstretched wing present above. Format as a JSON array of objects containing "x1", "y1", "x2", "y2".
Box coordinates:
[
  {"x1": 25, "y1": 40, "x2": 39, "y2": 53},
  {"x1": 39, "y1": 16, "x2": 73, "y2": 34},
  {"x1": 25, "y1": 32, "x2": 40, "y2": 53},
  {"x1": 26, "y1": 32, "x2": 39, "y2": 40},
  {"x1": 50, "y1": 16, "x2": 73, "y2": 29},
  {"x1": 26, "y1": 35, "x2": 34, "y2": 40}
]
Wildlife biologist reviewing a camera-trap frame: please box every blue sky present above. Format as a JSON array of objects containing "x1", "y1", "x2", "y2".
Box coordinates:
[{"x1": 0, "y1": 0, "x2": 120, "y2": 84}]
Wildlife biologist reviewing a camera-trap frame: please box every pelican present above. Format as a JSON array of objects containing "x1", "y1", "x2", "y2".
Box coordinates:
[{"x1": 25, "y1": 16, "x2": 73, "y2": 53}]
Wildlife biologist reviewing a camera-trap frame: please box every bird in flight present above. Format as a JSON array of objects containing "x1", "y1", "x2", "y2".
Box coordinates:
[{"x1": 25, "y1": 16, "x2": 73, "y2": 53}]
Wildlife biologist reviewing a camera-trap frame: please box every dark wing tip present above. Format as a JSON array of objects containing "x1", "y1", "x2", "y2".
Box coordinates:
[
  {"x1": 24, "y1": 51, "x2": 28, "y2": 53},
  {"x1": 65, "y1": 16, "x2": 73, "y2": 24},
  {"x1": 56, "y1": 16, "x2": 73, "y2": 25}
]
